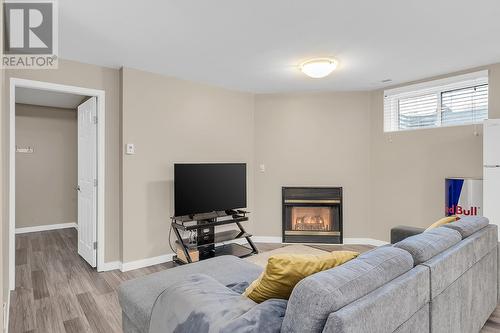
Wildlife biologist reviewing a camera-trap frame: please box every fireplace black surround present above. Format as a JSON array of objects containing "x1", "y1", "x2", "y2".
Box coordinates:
[{"x1": 282, "y1": 187, "x2": 343, "y2": 244}]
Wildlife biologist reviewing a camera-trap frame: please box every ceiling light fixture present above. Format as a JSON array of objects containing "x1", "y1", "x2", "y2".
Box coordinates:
[{"x1": 300, "y1": 58, "x2": 338, "y2": 78}]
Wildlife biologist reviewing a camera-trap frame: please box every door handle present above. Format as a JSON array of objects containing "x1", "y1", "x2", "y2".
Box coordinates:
[
  {"x1": 75, "y1": 185, "x2": 81, "y2": 191},
  {"x1": 484, "y1": 165, "x2": 500, "y2": 168}
]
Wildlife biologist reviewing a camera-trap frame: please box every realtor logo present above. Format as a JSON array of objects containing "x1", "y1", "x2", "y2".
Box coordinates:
[{"x1": 2, "y1": 0, "x2": 58, "y2": 68}]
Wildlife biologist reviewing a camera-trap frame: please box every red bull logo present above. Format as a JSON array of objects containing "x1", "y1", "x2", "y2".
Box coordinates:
[
  {"x1": 445, "y1": 177, "x2": 482, "y2": 217},
  {"x1": 445, "y1": 205, "x2": 480, "y2": 216}
]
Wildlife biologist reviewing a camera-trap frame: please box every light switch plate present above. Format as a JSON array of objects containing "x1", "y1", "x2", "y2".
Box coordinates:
[
  {"x1": 259, "y1": 164, "x2": 266, "y2": 172},
  {"x1": 126, "y1": 143, "x2": 135, "y2": 155}
]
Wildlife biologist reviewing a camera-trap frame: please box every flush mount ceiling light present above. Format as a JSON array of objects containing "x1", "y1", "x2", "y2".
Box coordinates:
[{"x1": 299, "y1": 58, "x2": 338, "y2": 78}]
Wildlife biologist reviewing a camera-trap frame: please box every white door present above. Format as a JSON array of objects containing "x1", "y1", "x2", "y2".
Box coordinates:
[{"x1": 77, "y1": 97, "x2": 97, "y2": 267}]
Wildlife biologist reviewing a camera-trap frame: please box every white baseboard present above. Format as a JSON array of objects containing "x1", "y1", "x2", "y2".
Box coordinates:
[
  {"x1": 121, "y1": 253, "x2": 175, "y2": 272},
  {"x1": 15, "y1": 222, "x2": 78, "y2": 234},
  {"x1": 252, "y1": 236, "x2": 282, "y2": 243},
  {"x1": 100, "y1": 261, "x2": 121, "y2": 272}
]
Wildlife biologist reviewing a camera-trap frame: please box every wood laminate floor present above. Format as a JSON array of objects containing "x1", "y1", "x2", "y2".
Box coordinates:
[{"x1": 8, "y1": 229, "x2": 500, "y2": 332}]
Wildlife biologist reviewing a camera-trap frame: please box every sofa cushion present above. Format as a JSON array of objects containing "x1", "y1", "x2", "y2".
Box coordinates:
[
  {"x1": 148, "y1": 273, "x2": 287, "y2": 333},
  {"x1": 281, "y1": 247, "x2": 413, "y2": 333},
  {"x1": 118, "y1": 255, "x2": 263, "y2": 333},
  {"x1": 394, "y1": 227, "x2": 461, "y2": 265},
  {"x1": 443, "y1": 216, "x2": 489, "y2": 238},
  {"x1": 243, "y1": 251, "x2": 359, "y2": 303}
]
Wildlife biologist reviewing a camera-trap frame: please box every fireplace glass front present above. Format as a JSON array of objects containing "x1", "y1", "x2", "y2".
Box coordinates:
[{"x1": 282, "y1": 187, "x2": 343, "y2": 243}]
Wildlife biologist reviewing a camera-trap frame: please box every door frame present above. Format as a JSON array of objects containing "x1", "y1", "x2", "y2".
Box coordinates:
[{"x1": 9, "y1": 78, "x2": 106, "y2": 291}]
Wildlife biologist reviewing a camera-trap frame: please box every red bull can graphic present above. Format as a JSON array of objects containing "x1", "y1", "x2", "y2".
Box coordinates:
[{"x1": 445, "y1": 178, "x2": 482, "y2": 217}]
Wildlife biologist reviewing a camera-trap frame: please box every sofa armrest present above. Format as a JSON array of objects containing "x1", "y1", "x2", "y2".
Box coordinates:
[{"x1": 391, "y1": 225, "x2": 425, "y2": 244}]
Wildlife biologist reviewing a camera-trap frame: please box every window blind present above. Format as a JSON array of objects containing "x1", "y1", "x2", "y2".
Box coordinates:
[
  {"x1": 384, "y1": 71, "x2": 488, "y2": 132},
  {"x1": 398, "y1": 93, "x2": 438, "y2": 129},
  {"x1": 441, "y1": 84, "x2": 488, "y2": 126}
]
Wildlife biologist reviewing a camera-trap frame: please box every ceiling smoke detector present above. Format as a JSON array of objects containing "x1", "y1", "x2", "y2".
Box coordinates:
[{"x1": 299, "y1": 58, "x2": 338, "y2": 78}]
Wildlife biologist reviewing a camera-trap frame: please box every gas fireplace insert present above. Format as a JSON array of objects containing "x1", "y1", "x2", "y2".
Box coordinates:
[{"x1": 282, "y1": 187, "x2": 343, "y2": 244}]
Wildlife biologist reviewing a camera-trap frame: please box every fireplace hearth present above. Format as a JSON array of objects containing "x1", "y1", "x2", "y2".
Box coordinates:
[{"x1": 282, "y1": 187, "x2": 343, "y2": 244}]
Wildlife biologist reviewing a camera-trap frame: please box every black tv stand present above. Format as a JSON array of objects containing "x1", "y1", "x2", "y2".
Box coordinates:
[{"x1": 171, "y1": 210, "x2": 258, "y2": 264}]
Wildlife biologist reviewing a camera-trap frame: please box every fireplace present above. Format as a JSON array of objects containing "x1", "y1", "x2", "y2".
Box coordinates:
[{"x1": 282, "y1": 187, "x2": 343, "y2": 243}]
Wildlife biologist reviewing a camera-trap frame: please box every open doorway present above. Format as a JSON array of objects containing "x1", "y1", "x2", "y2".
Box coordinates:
[{"x1": 9, "y1": 79, "x2": 106, "y2": 291}]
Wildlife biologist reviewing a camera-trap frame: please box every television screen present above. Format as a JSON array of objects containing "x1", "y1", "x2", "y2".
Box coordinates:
[{"x1": 174, "y1": 163, "x2": 247, "y2": 217}]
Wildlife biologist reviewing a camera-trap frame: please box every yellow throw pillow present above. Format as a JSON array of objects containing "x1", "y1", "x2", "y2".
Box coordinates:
[
  {"x1": 424, "y1": 215, "x2": 459, "y2": 232},
  {"x1": 243, "y1": 250, "x2": 359, "y2": 303}
]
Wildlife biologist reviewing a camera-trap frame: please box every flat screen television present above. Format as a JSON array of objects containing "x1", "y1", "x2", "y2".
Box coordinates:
[{"x1": 174, "y1": 163, "x2": 247, "y2": 217}]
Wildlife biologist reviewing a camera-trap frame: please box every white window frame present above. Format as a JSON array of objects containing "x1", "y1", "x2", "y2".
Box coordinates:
[{"x1": 384, "y1": 70, "x2": 489, "y2": 132}]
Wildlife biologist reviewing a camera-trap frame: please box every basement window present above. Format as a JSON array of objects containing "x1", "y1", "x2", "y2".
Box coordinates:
[{"x1": 384, "y1": 70, "x2": 488, "y2": 132}]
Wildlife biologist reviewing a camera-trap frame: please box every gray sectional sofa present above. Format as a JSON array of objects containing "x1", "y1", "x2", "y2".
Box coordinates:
[{"x1": 118, "y1": 216, "x2": 498, "y2": 333}]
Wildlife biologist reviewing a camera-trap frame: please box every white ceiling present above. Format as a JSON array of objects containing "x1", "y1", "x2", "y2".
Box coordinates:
[
  {"x1": 16, "y1": 87, "x2": 86, "y2": 109},
  {"x1": 59, "y1": 0, "x2": 500, "y2": 93}
]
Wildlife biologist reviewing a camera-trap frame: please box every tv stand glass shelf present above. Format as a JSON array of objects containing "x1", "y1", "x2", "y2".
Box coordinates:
[{"x1": 171, "y1": 210, "x2": 258, "y2": 264}]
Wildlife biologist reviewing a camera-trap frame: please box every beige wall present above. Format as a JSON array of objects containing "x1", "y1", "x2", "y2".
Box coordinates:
[
  {"x1": 368, "y1": 63, "x2": 500, "y2": 241},
  {"x1": 3, "y1": 59, "x2": 121, "y2": 264},
  {"x1": 254, "y1": 92, "x2": 372, "y2": 238},
  {"x1": 15, "y1": 104, "x2": 77, "y2": 228},
  {"x1": 121, "y1": 67, "x2": 255, "y2": 262}
]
